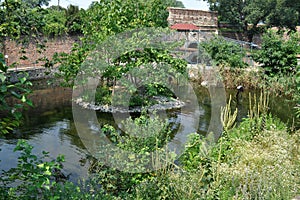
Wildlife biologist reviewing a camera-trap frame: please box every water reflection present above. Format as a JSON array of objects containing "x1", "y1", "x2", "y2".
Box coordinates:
[{"x1": 0, "y1": 83, "x2": 296, "y2": 182}]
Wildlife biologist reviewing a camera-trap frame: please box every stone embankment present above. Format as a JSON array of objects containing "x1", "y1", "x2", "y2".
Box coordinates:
[
  {"x1": 7, "y1": 67, "x2": 57, "y2": 83},
  {"x1": 74, "y1": 96, "x2": 185, "y2": 113}
]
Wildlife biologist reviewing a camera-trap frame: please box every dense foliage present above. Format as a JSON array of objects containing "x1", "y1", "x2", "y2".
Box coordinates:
[
  {"x1": 42, "y1": 6, "x2": 68, "y2": 37},
  {"x1": 97, "y1": 47, "x2": 187, "y2": 106},
  {"x1": 53, "y1": 0, "x2": 188, "y2": 107},
  {"x1": 253, "y1": 30, "x2": 300, "y2": 76},
  {"x1": 202, "y1": 32, "x2": 299, "y2": 105},
  {"x1": 82, "y1": 0, "x2": 182, "y2": 41},
  {"x1": 90, "y1": 114, "x2": 174, "y2": 196},
  {"x1": 0, "y1": 54, "x2": 32, "y2": 135},
  {"x1": 54, "y1": 0, "x2": 186, "y2": 85},
  {"x1": 42, "y1": 5, "x2": 85, "y2": 37},
  {"x1": 0, "y1": 0, "x2": 48, "y2": 41},
  {"x1": 200, "y1": 35, "x2": 248, "y2": 68},
  {"x1": 1, "y1": 0, "x2": 300, "y2": 199},
  {"x1": 203, "y1": 0, "x2": 300, "y2": 42},
  {"x1": 0, "y1": 0, "x2": 84, "y2": 39},
  {"x1": 0, "y1": 97, "x2": 299, "y2": 199}
]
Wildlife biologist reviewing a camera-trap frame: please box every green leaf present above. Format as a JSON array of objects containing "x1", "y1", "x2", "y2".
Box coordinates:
[
  {"x1": 37, "y1": 163, "x2": 45, "y2": 168},
  {"x1": 0, "y1": 73, "x2": 6, "y2": 82},
  {"x1": 0, "y1": 85, "x2": 7, "y2": 93},
  {"x1": 26, "y1": 99, "x2": 34, "y2": 107},
  {"x1": 19, "y1": 76, "x2": 27, "y2": 84},
  {"x1": 11, "y1": 91, "x2": 21, "y2": 99},
  {"x1": 21, "y1": 95, "x2": 26, "y2": 103}
]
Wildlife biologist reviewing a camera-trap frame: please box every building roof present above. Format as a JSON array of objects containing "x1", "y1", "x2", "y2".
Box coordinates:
[{"x1": 170, "y1": 23, "x2": 199, "y2": 31}]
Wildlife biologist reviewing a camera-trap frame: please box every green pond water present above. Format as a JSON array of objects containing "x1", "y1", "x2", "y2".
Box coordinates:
[{"x1": 0, "y1": 81, "x2": 296, "y2": 183}]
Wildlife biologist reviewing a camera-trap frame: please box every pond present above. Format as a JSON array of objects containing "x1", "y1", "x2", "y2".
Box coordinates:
[{"x1": 0, "y1": 81, "x2": 296, "y2": 183}]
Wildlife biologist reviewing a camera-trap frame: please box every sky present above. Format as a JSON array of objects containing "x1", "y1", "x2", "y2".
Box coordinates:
[{"x1": 48, "y1": 0, "x2": 209, "y2": 10}]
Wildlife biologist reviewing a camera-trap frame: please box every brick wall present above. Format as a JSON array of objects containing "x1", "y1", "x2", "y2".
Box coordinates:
[
  {"x1": 167, "y1": 7, "x2": 218, "y2": 31},
  {"x1": 2, "y1": 36, "x2": 80, "y2": 68}
]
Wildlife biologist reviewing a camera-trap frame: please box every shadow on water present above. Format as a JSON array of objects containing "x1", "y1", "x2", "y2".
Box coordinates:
[{"x1": 0, "y1": 80, "x2": 297, "y2": 183}]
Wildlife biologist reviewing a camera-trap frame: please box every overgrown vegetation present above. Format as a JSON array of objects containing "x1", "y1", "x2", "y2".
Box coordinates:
[
  {"x1": 0, "y1": 94, "x2": 299, "y2": 199},
  {"x1": 82, "y1": 47, "x2": 187, "y2": 107},
  {"x1": 1, "y1": 0, "x2": 300, "y2": 199},
  {"x1": 0, "y1": 53, "x2": 32, "y2": 135},
  {"x1": 0, "y1": 0, "x2": 84, "y2": 38},
  {"x1": 53, "y1": 0, "x2": 186, "y2": 87},
  {"x1": 201, "y1": 31, "x2": 299, "y2": 103},
  {"x1": 253, "y1": 30, "x2": 300, "y2": 76},
  {"x1": 200, "y1": 35, "x2": 248, "y2": 68}
]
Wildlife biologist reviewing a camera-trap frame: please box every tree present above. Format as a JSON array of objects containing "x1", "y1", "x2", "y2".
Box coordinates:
[
  {"x1": 55, "y1": 0, "x2": 185, "y2": 85},
  {"x1": 43, "y1": 7, "x2": 67, "y2": 37},
  {"x1": 65, "y1": 5, "x2": 84, "y2": 35},
  {"x1": 284, "y1": 0, "x2": 300, "y2": 25},
  {"x1": 168, "y1": 0, "x2": 185, "y2": 8},
  {"x1": 82, "y1": 0, "x2": 183, "y2": 42},
  {"x1": 204, "y1": 0, "x2": 299, "y2": 42},
  {"x1": 0, "y1": 0, "x2": 48, "y2": 41},
  {"x1": 23, "y1": 0, "x2": 50, "y2": 7},
  {"x1": 266, "y1": 0, "x2": 299, "y2": 30}
]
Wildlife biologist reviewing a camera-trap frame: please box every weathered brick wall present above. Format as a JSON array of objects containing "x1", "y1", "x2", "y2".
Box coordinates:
[
  {"x1": 167, "y1": 7, "x2": 218, "y2": 30},
  {"x1": 2, "y1": 36, "x2": 79, "y2": 68}
]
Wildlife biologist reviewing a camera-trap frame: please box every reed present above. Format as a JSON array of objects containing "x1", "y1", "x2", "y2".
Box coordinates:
[{"x1": 221, "y1": 95, "x2": 238, "y2": 133}]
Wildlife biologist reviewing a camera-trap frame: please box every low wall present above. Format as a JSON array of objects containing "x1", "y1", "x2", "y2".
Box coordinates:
[{"x1": 7, "y1": 67, "x2": 57, "y2": 83}]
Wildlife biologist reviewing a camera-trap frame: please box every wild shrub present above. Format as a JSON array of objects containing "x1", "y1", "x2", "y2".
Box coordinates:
[
  {"x1": 200, "y1": 35, "x2": 248, "y2": 69},
  {"x1": 0, "y1": 140, "x2": 65, "y2": 199},
  {"x1": 89, "y1": 113, "x2": 175, "y2": 197},
  {"x1": 253, "y1": 30, "x2": 300, "y2": 76},
  {"x1": 0, "y1": 53, "x2": 33, "y2": 135}
]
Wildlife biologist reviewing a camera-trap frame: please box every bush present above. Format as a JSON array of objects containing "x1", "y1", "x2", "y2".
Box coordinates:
[
  {"x1": 0, "y1": 53, "x2": 33, "y2": 135},
  {"x1": 90, "y1": 113, "x2": 174, "y2": 197},
  {"x1": 200, "y1": 35, "x2": 248, "y2": 68},
  {"x1": 0, "y1": 140, "x2": 65, "y2": 199},
  {"x1": 253, "y1": 30, "x2": 300, "y2": 76}
]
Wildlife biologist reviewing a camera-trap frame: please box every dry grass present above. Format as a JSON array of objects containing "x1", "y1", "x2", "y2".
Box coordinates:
[{"x1": 219, "y1": 129, "x2": 300, "y2": 199}]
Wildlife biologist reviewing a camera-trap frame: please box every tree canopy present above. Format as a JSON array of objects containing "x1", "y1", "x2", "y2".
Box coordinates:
[
  {"x1": 0, "y1": 0, "x2": 48, "y2": 41},
  {"x1": 23, "y1": 0, "x2": 50, "y2": 7},
  {"x1": 0, "y1": 0, "x2": 184, "y2": 40},
  {"x1": 54, "y1": 0, "x2": 185, "y2": 85},
  {"x1": 253, "y1": 30, "x2": 300, "y2": 76},
  {"x1": 82, "y1": 0, "x2": 184, "y2": 43},
  {"x1": 0, "y1": 0, "x2": 85, "y2": 40},
  {"x1": 204, "y1": 0, "x2": 299, "y2": 42}
]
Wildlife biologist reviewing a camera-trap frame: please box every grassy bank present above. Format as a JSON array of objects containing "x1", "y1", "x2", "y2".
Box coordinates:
[
  {"x1": 1, "y1": 101, "x2": 299, "y2": 199},
  {"x1": 220, "y1": 67, "x2": 298, "y2": 97}
]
